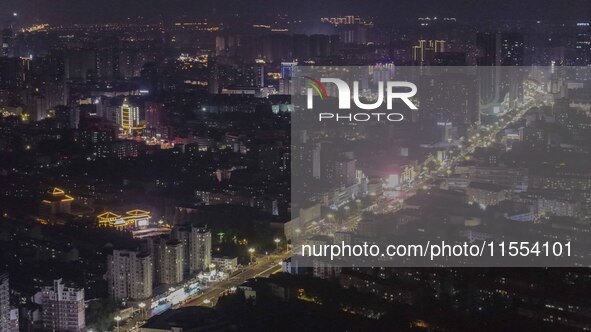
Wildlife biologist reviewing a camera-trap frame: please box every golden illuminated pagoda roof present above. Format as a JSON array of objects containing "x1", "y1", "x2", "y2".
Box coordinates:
[
  {"x1": 125, "y1": 209, "x2": 151, "y2": 216},
  {"x1": 42, "y1": 187, "x2": 74, "y2": 203},
  {"x1": 51, "y1": 187, "x2": 65, "y2": 196},
  {"x1": 97, "y1": 209, "x2": 152, "y2": 229},
  {"x1": 97, "y1": 211, "x2": 122, "y2": 220}
]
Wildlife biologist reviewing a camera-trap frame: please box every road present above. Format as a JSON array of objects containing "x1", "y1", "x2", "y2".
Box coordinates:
[
  {"x1": 343, "y1": 83, "x2": 544, "y2": 225},
  {"x1": 182, "y1": 251, "x2": 289, "y2": 307}
]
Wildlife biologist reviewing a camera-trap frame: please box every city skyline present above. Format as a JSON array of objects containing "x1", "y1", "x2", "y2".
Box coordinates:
[
  {"x1": 2, "y1": 0, "x2": 591, "y2": 24},
  {"x1": 2, "y1": 1, "x2": 591, "y2": 331}
]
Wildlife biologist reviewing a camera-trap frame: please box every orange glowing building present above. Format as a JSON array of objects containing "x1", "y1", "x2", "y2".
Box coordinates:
[
  {"x1": 40, "y1": 188, "x2": 74, "y2": 221},
  {"x1": 97, "y1": 209, "x2": 151, "y2": 230}
]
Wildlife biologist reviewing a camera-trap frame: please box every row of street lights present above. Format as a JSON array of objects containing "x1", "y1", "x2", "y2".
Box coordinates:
[{"x1": 108, "y1": 301, "x2": 146, "y2": 332}]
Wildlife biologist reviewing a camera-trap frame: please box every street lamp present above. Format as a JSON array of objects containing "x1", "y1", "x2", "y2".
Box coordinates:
[
  {"x1": 248, "y1": 247, "x2": 255, "y2": 263},
  {"x1": 114, "y1": 316, "x2": 122, "y2": 332},
  {"x1": 274, "y1": 238, "x2": 280, "y2": 251}
]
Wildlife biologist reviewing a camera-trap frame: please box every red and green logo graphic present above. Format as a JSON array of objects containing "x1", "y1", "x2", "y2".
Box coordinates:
[{"x1": 304, "y1": 76, "x2": 328, "y2": 100}]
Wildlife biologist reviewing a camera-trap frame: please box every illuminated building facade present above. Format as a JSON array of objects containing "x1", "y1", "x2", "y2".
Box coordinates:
[
  {"x1": 38, "y1": 279, "x2": 85, "y2": 332},
  {"x1": 0, "y1": 272, "x2": 12, "y2": 332},
  {"x1": 39, "y1": 188, "x2": 74, "y2": 223},
  {"x1": 119, "y1": 98, "x2": 144, "y2": 134},
  {"x1": 97, "y1": 209, "x2": 151, "y2": 230},
  {"x1": 0, "y1": 273, "x2": 7, "y2": 330},
  {"x1": 412, "y1": 40, "x2": 446, "y2": 63}
]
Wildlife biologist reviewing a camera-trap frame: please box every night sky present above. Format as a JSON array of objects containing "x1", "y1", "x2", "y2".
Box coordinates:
[{"x1": 1, "y1": 0, "x2": 590, "y2": 24}]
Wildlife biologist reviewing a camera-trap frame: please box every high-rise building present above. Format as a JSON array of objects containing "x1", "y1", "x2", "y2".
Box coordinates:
[
  {"x1": 0, "y1": 273, "x2": 18, "y2": 332},
  {"x1": 0, "y1": 272, "x2": 10, "y2": 331},
  {"x1": 19, "y1": 56, "x2": 67, "y2": 121},
  {"x1": 152, "y1": 237, "x2": 184, "y2": 286},
  {"x1": 173, "y1": 225, "x2": 212, "y2": 278},
  {"x1": 280, "y1": 62, "x2": 297, "y2": 79},
  {"x1": 500, "y1": 32, "x2": 525, "y2": 66},
  {"x1": 38, "y1": 279, "x2": 85, "y2": 332},
  {"x1": 338, "y1": 25, "x2": 368, "y2": 45},
  {"x1": 476, "y1": 32, "x2": 502, "y2": 114},
  {"x1": 190, "y1": 227, "x2": 212, "y2": 274},
  {"x1": 476, "y1": 32, "x2": 500, "y2": 66},
  {"x1": 95, "y1": 49, "x2": 120, "y2": 79},
  {"x1": 575, "y1": 22, "x2": 591, "y2": 64},
  {"x1": 412, "y1": 40, "x2": 446, "y2": 63},
  {"x1": 173, "y1": 226, "x2": 192, "y2": 278},
  {"x1": 107, "y1": 250, "x2": 153, "y2": 301},
  {"x1": 499, "y1": 33, "x2": 525, "y2": 107},
  {"x1": 334, "y1": 158, "x2": 357, "y2": 187},
  {"x1": 65, "y1": 50, "x2": 96, "y2": 81},
  {"x1": 1, "y1": 29, "x2": 13, "y2": 57},
  {"x1": 119, "y1": 98, "x2": 144, "y2": 134},
  {"x1": 476, "y1": 32, "x2": 525, "y2": 114},
  {"x1": 145, "y1": 101, "x2": 167, "y2": 136},
  {"x1": 0, "y1": 57, "x2": 22, "y2": 89}
]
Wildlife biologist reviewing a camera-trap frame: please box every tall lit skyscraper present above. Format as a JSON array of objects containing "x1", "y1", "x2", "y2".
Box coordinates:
[
  {"x1": 476, "y1": 32, "x2": 502, "y2": 114},
  {"x1": 107, "y1": 250, "x2": 153, "y2": 301},
  {"x1": 0, "y1": 273, "x2": 18, "y2": 332},
  {"x1": 37, "y1": 279, "x2": 85, "y2": 332},
  {"x1": 190, "y1": 227, "x2": 212, "y2": 273},
  {"x1": 476, "y1": 32, "x2": 525, "y2": 110},
  {"x1": 173, "y1": 225, "x2": 212, "y2": 277},
  {"x1": 119, "y1": 98, "x2": 144, "y2": 134},
  {"x1": 152, "y1": 237, "x2": 184, "y2": 286},
  {"x1": 0, "y1": 272, "x2": 10, "y2": 331}
]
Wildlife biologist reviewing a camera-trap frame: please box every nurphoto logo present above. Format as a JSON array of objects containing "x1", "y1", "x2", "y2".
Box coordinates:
[{"x1": 304, "y1": 76, "x2": 418, "y2": 122}]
